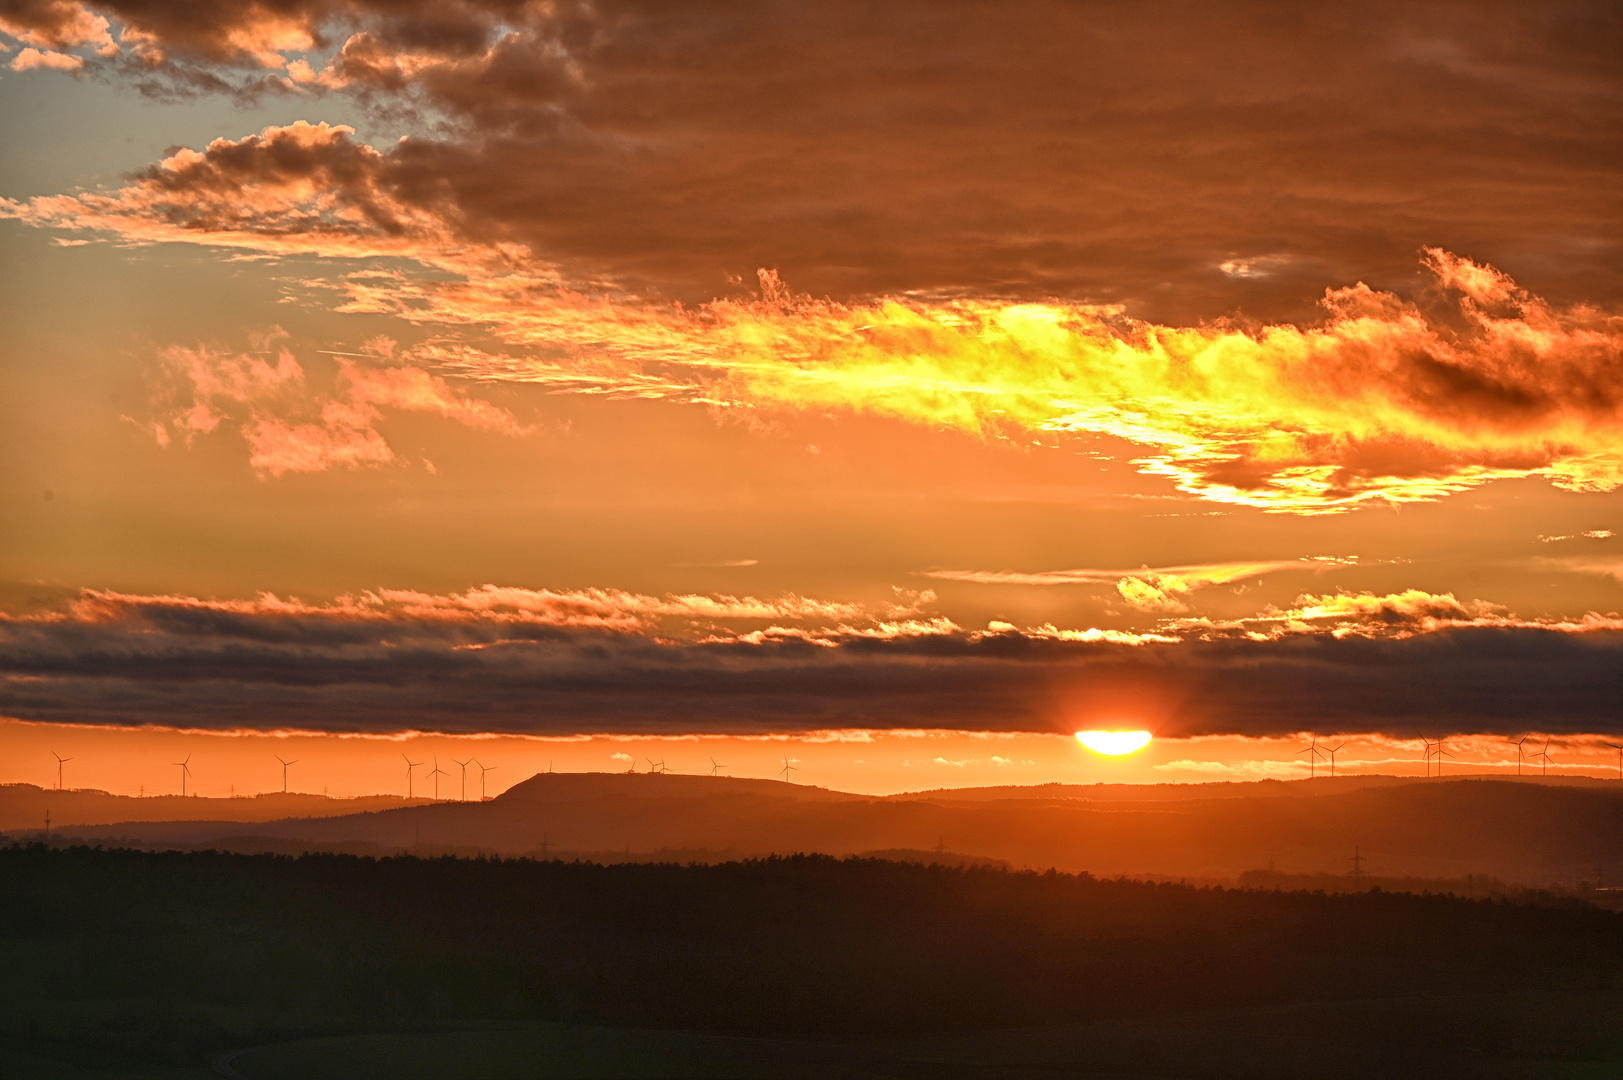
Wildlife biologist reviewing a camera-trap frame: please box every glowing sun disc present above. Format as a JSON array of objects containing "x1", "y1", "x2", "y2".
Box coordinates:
[{"x1": 1076, "y1": 730, "x2": 1153, "y2": 756}]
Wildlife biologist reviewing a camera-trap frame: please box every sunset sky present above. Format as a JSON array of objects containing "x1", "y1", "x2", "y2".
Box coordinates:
[{"x1": 3, "y1": 1, "x2": 1622, "y2": 797}]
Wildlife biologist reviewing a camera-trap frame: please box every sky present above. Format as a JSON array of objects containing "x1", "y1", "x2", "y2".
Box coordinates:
[{"x1": 2, "y1": 1, "x2": 1622, "y2": 796}]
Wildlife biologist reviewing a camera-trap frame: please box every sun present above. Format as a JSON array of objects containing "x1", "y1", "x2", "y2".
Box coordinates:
[{"x1": 1076, "y1": 730, "x2": 1152, "y2": 756}]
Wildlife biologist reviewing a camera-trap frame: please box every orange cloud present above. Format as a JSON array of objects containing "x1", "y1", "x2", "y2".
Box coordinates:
[
  {"x1": 9, "y1": 119, "x2": 1623, "y2": 511},
  {"x1": 9, "y1": 44, "x2": 83, "y2": 69},
  {"x1": 48, "y1": 584, "x2": 920, "y2": 640},
  {"x1": 927, "y1": 559, "x2": 1351, "y2": 612},
  {"x1": 0, "y1": 1, "x2": 114, "y2": 52},
  {"x1": 0, "y1": 122, "x2": 517, "y2": 273},
  {"x1": 1172, "y1": 589, "x2": 1623, "y2": 641},
  {"x1": 400, "y1": 255, "x2": 1622, "y2": 515},
  {"x1": 154, "y1": 335, "x2": 529, "y2": 476}
]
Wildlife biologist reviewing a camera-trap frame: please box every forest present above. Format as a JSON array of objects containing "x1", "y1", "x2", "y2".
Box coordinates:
[{"x1": 2, "y1": 843, "x2": 1622, "y2": 1077}]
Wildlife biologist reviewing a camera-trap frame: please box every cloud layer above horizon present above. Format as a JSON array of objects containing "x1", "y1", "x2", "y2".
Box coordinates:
[{"x1": 4, "y1": 585, "x2": 1621, "y2": 737}]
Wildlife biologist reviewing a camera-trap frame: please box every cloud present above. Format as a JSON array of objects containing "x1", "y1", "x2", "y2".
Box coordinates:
[
  {"x1": 0, "y1": 121, "x2": 511, "y2": 272},
  {"x1": 9, "y1": 44, "x2": 82, "y2": 69},
  {"x1": 5, "y1": 8, "x2": 1623, "y2": 509},
  {"x1": 1168, "y1": 588, "x2": 1623, "y2": 641},
  {"x1": 152, "y1": 334, "x2": 529, "y2": 475},
  {"x1": 1154, "y1": 759, "x2": 1303, "y2": 778},
  {"x1": 1539, "y1": 529, "x2": 1615, "y2": 543},
  {"x1": 0, "y1": 1, "x2": 115, "y2": 52},
  {"x1": 4, "y1": 584, "x2": 1622, "y2": 738},
  {"x1": 924, "y1": 559, "x2": 1334, "y2": 588},
  {"x1": 18, "y1": 130, "x2": 1623, "y2": 512},
  {"x1": 5, "y1": 2, "x2": 1619, "y2": 323},
  {"x1": 929, "y1": 558, "x2": 1354, "y2": 612}
]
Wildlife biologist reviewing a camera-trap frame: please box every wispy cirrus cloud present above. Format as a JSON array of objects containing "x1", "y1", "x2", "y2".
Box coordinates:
[
  {"x1": 150, "y1": 332, "x2": 529, "y2": 475},
  {"x1": 55, "y1": 584, "x2": 889, "y2": 637},
  {"x1": 1537, "y1": 529, "x2": 1614, "y2": 543},
  {"x1": 926, "y1": 557, "x2": 1355, "y2": 612},
  {"x1": 1170, "y1": 588, "x2": 1623, "y2": 642}
]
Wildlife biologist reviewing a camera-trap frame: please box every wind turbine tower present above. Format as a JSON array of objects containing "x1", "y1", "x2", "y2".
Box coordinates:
[
  {"x1": 274, "y1": 755, "x2": 298, "y2": 793},
  {"x1": 174, "y1": 754, "x2": 193, "y2": 797},
  {"x1": 1324, "y1": 742, "x2": 1346, "y2": 778},
  {"x1": 403, "y1": 754, "x2": 423, "y2": 799},
  {"x1": 473, "y1": 759, "x2": 497, "y2": 801},
  {"x1": 1432, "y1": 739, "x2": 1453, "y2": 777},
  {"x1": 427, "y1": 757, "x2": 449, "y2": 800},
  {"x1": 51, "y1": 751, "x2": 72, "y2": 792},
  {"x1": 1297, "y1": 737, "x2": 1326, "y2": 779}
]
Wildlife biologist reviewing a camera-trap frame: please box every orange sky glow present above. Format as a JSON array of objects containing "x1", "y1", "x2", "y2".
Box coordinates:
[
  {"x1": 7, "y1": 720, "x2": 1621, "y2": 802},
  {"x1": 2, "y1": 1, "x2": 1621, "y2": 793}
]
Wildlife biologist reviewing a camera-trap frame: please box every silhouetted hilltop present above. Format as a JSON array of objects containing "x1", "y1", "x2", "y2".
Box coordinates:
[
  {"x1": 0, "y1": 782, "x2": 428, "y2": 831},
  {"x1": 886, "y1": 774, "x2": 1614, "y2": 802},
  {"x1": 22, "y1": 772, "x2": 1623, "y2": 888},
  {"x1": 499, "y1": 770, "x2": 850, "y2": 803}
]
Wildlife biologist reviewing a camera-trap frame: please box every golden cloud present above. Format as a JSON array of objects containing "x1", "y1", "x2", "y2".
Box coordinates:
[{"x1": 8, "y1": 120, "x2": 1623, "y2": 512}]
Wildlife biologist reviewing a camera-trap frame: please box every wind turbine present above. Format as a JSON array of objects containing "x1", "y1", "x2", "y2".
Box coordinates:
[
  {"x1": 1535, "y1": 737, "x2": 1553, "y2": 778},
  {"x1": 452, "y1": 758, "x2": 471, "y2": 801},
  {"x1": 403, "y1": 754, "x2": 423, "y2": 799},
  {"x1": 1432, "y1": 738, "x2": 1453, "y2": 777},
  {"x1": 647, "y1": 758, "x2": 668, "y2": 774},
  {"x1": 1324, "y1": 742, "x2": 1346, "y2": 778},
  {"x1": 1297, "y1": 737, "x2": 1326, "y2": 779},
  {"x1": 710, "y1": 757, "x2": 727, "y2": 777},
  {"x1": 474, "y1": 759, "x2": 497, "y2": 800},
  {"x1": 274, "y1": 755, "x2": 298, "y2": 793},
  {"x1": 426, "y1": 757, "x2": 449, "y2": 800},
  {"x1": 780, "y1": 756, "x2": 798, "y2": 784},
  {"x1": 173, "y1": 754, "x2": 193, "y2": 797},
  {"x1": 1420, "y1": 737, "x2": 1435, "y2": 777},
  {"x1": 1608, "y1": 743, "x2": 1622, "y2": 781},
  {"x1": 1515, "y1": 734, "x2": 1532, "y2": 777},
  {"x1": 51, "y1": 751, "x2": 72, "y2": 792}
]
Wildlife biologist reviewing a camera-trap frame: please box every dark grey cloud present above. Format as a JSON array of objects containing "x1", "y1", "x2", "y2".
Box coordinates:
[
  {"x1": 5, "y1": 1, "x2": 1620, "y2": 322},
  {"x1": 3, "y1": 599, "x2": 1620, "y2": 736}
]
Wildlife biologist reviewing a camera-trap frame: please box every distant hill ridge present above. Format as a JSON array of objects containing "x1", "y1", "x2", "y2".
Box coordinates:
[{"x1": 8, "y1": 772, "x2": 1622, "y2": 888}]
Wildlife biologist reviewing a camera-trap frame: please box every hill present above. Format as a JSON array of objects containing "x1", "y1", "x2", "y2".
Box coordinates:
[
  {"x1": 0, "y1": 784, "x2": 426, "y2": 832},
  {"x1": 17, "y1": 772, "x2": 1623, "y2": 888}
]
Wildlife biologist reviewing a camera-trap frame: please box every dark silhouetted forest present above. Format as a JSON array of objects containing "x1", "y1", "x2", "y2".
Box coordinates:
[{"x1": 2, "y1": 843, "x2": 1621, "y2": 1075}]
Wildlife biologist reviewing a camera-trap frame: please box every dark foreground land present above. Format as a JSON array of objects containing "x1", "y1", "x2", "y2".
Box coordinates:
[{"x1": 2, "y1": 845, "x2": 1621, "y2": 1079}]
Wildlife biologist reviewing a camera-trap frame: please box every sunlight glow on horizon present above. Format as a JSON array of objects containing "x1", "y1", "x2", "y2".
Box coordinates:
[{"x1": 1076, "y1": 730, "x2": 1154, "y2": 756}]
